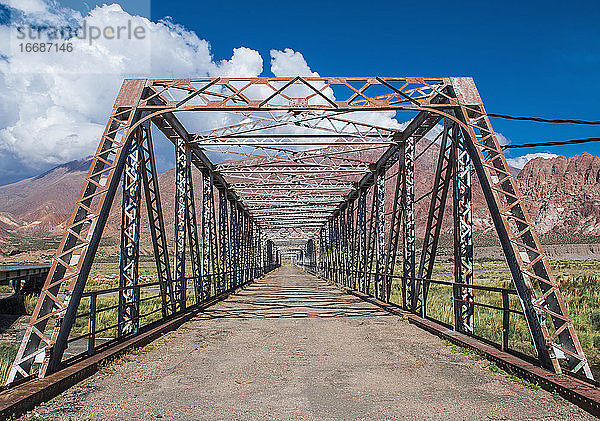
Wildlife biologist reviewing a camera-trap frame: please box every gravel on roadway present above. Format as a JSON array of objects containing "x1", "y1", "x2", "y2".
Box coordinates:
[{"x1": 29, "y1": 265, "x2": 595, "y2": 420}]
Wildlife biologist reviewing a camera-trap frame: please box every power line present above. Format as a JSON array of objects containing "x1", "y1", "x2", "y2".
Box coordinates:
[
  {"x1": 502, "y1": 137, "x2": 600, "y2": 149},
  {"x1": 487, "y1": 113, "x2": 600, "y2": 125}
]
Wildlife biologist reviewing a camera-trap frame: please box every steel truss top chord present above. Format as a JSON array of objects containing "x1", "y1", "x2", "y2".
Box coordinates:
[{"x1": 7, "y1": 76, "x2": 593, "y2": 388}]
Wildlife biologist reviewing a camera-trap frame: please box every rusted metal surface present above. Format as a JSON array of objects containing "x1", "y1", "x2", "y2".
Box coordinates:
[{"x1": 6, "y1": 76, "x2": 593, "y2": 400}]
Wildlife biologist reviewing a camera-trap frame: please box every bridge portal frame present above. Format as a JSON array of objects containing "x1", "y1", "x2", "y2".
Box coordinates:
[{"x1": 7, "y1": 76, "x2": 593, "y2": 385}]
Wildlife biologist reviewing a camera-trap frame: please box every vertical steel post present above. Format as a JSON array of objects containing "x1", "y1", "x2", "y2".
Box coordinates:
[
  {"x1": 339, "y1": 209, "x2": 347, "y2": 286},
  {"x1": 118, "y1": 125, "x2": 141, "y2": 335},
  {"x1": 356, "y1": 188, "x2": 368, "y2": 293},
  {"x1": 365, "y1": 185, "x2": 378, "y2": 295},
  {"x1": 229, "y1": 200, "x2": 238, "y2": 288},
  {"x1": 452, "y1": 125, "x2": 474, "y2": 333},
  {"x1": 319, "y1": 227, "x2": 325, "y2": 276},
  {"x1": 402, "y1": 136, "x2": 416, "y2": 309},
  {"x1": 244, "y1": 214, "x2": 251, "y2": 283},
  {"x1": 333, "y1": 214, "x2": 341, "y2": 284},
  {"x1": 87, "y1": 293, "x2": 96, "y2": 356},
  {"x1": 218, "y1": 190, "x2": 229, "y2": 293},
  {"x1": 374, "y1": 169, "x2": 386, "y2": 301},
  {"x1": 346, "y1": 199, "x2": 355, "y2": 288},
  {"x1": 201, "y1": 169, "x2": 216, "y2": 299},
  {"x1": 237, "y1": 206, "x2": 245, "y2": 286},
  {"x1": 174, "y1": 138, "x2": 188, "y2": 311}
]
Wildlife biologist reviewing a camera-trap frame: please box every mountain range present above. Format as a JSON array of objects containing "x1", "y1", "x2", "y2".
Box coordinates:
[{"x1": 1, "y1": 151, "x2": 599, "y2": 250}]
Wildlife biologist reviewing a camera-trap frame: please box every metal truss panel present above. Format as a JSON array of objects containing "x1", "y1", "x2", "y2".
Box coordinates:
[
  {"x1": 451, "y1": 78, "x2": 592, "y2": 378},
  {"x1": 174, "y1": 138, "x2": 188, "y2": 310},
  {"x1": 452, "y1": 126, "x2": 474, "y2": 334},
  {"x1": 119, "y1": 126, "x2": 141, "y2": 336},
  {"x1": 8, "y1": 75, "x2": 591, "y2": 387},
  {"x1": 402, "y1": 136, "x2": 416, "y2": 309},
  {"x1": 9, "y1": 80, "x2": 145, "y2": 383}
]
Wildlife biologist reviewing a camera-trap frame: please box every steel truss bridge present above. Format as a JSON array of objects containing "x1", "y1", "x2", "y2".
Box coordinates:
[{"x1": 6, "y1": 76, "x2": 594, "y2": 389}]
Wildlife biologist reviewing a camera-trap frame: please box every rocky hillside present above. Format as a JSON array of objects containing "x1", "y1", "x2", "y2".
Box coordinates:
[
  {"x1": 517, "y1": 152, "x2": 600, "y2": 235},
  {"x1": 0, "y1": 158, "x2": 90, "y2": 237}
]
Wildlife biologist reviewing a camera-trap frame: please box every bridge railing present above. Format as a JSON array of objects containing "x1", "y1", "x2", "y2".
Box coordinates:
[
  {"x1": 66, "y1": 263, "x2": 280, "y2": 362},
  {"x1": 298, "y1": 263, "x2": 528, "y2": 358}
]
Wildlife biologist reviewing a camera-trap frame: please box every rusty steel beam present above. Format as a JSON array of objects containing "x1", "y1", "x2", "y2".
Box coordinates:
[{"x1": 7, "y1": 75, "x2": 592, "y2": 393}]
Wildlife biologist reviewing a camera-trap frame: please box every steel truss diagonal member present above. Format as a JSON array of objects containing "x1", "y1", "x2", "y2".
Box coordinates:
[
  {"x1": 185, "y1": 159, "x2": 202, "y2": 304},
  {"x1": 451, "y1": 77, "x2": 592, "y2": 378},
  {"x1": 345, "y1": 201, "x2": 354, "y2": 288},
  {"x1": 384, "y1": 158, "x2": 403, "y2": 303},
  {"x1": 415, "y1": 120, "x2": 455, "y2": 314},
  {"x1": 9, "y1": 80, "x2": 146, "y2": 382},
  {"x1": 138, "y1": 121, "x2": 175, "y2": 317}
]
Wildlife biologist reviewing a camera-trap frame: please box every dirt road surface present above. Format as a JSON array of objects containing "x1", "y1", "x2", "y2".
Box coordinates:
[{"x1": 31, "y1": 265, "x2": 593, "y2": 420}]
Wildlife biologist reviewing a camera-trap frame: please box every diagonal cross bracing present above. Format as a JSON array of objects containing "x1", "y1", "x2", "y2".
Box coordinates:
[{"x1": 7, "y1": 76, "x2": 593, "y2": 388}]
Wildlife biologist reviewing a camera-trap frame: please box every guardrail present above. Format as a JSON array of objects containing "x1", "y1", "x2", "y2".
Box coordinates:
[
  {"x1": 297, "y1": 263, "x2": 525, "y2": 357},
  {"x1": 66, "y1": 263, "x2": 280, "y2": 362}
]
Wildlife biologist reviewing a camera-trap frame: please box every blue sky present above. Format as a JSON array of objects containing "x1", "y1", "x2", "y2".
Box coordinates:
[
  {"x1": 0, "y1": 0, "x2": 598, "y2": 185},
  {"x1": 89, "y1": 0, "x2": 600, "y2": 157}
]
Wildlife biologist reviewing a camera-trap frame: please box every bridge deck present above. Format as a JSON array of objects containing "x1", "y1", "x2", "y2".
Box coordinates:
[{"x1": 33, "y1": 265, "x2": 592, "y2": 420}]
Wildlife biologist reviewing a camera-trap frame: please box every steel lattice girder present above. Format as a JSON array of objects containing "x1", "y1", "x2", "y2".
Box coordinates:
[
  {"x1": 174, "y1": 137, "x2": 188, "y2": 310},
  {"x1": 119, "y1": 123, "x2": 141, "y2": 336},
  {"x1": 416, "y1": 119, "x2": 455, "y2": 314},
  {"x1": 452, "y1": 123, "x2": 475, "y2": 333},
  {"x1": 138, "y1": 121, "x2": 175, "y2": 316},
  {"x1": 8, "y1": 76, "x2": 593, "y2": 386},
  {"x1": 185, "y1": 158, "x2": 202, "y2": 304}
]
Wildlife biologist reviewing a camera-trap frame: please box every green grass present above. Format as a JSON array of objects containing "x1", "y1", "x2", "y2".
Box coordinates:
[
  {"x1": 390, "y1": 258, "x2": 600, "y2": 374},
  {"x1": 0, "y1": 342, "x2": 18, "y2": 385},
  {"x1": 551, "y1": 260, "x2": 600, "y2": 368},
  {"x1": 72, "y1": 293, "x2": 165, "y2": 338}
]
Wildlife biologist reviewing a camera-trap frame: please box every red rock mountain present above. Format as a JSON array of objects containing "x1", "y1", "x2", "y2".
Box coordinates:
[
  {"x1": 517, "y1": 152, "x2": 600, "y2": 235},
  {"x1": 0, "y1": 152, "x2": 599, "y2": 246}
]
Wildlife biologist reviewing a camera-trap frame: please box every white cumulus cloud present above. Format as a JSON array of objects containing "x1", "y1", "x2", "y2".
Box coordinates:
[
  {"x1": 271, "y1": 48, "x2": 319, "y2": 77},
  {"x1": 0, "y1": 2, "x2": 266, "y2": 183},
  {"x1": 506, "y1": 152, "x2": 560, "y2": 169}
]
